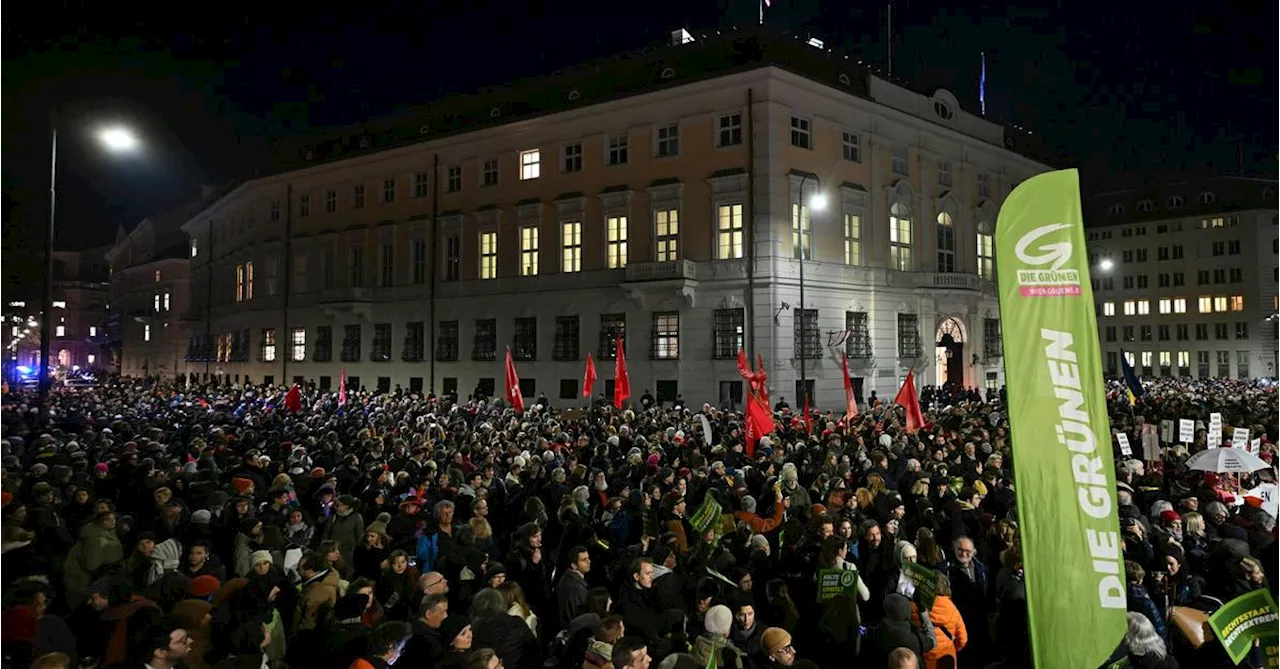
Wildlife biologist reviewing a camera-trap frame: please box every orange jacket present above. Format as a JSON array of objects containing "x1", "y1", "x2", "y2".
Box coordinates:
[
  {"x1": 911, "y1": 595, "x2": 967, "y2": 669},
  {"x1": 732, "y1": 501, "x2": 785, "y2": 534}
]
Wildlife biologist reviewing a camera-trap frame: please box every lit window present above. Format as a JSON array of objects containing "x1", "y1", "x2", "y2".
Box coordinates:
[
  {"x1": 1159, "y1": 351, "x2": 1171, "y2": 367},
  {"x1": 291, "y1": 328, "x2": 306, "y2": 362},
  {"x1": 89, "y1": 326, "x2": 97, "y2": 337},
  {"x1": 163, "y1": 292, "x2": 170, "y2": 311},
  {"x1": 1214, "y1": 296, "x2": 1227, "y2": 312},
  {"x1": 1230, "y1": 295, "x2": 1244, "y2": 311},
  {"x1": 652, "y1": 312, "x2": 680, "y2": 359},
  {"x1": 792, "y1": 204, "x2": 811, "y2": 259},
  {"x1": 844, "y1": 213, "x2": 862, "y2": 265},
  {"x1": 52, "y1": 301, "x2": 66, "y2": 309},
  {"x1": 1158, "y1": 299, "x2": 1171, "y2": 315},
  {"x1": 717, "y1": 204, "x2": 744, "y2": 259},
  {"x1": 561, "y1": 222, "x2": 582, "y2": 273},
  {"x1": 1177, "y1": 351, "x2": 1190, "y2": 368},
  {"x1": 1103, "y1": 302, "x2": 1116, "y2": 316},
  {"x1": 55, "y1": 325, "x2": 65, "y2": 337},
  {"x1": 1141, "y1": 351, "x2": 1152, "y2": 367},
  {"x1": 479, "y1": 232, "x2": 498, "y2": 279},
  {"x1": 87, "y1": 354, "x2": 95, "y2": 365},
  {"x1": 190, "y1": 240, "x2": 198, "y2": 258},
  {"x1": 655, "y1": 209, "x2": 679, "y2": 262},
  {"x1": 520, "y1": 226, "x2": 539, "y2": 276},
  {"x1": 1173, "y1": 298, "x2": 1186, "y2": 314},
  {"x1": 520, "y1": 150, "x2": 541, "y2": 180},
  {"x1": 236, "y1": 264, "x2": 245, "y2": 302},
  {"x1": 245, "y1": 262, "x2": 254, "y2": 300},
  {"x1": 1123, "y1": 301, "x2": 1136, "y2": 316},
  {"x1": 154, "y1": 294, "x2": 161, "y2": 312},
  {"x1": 144, "y1": 325, "x2": 151, "y2": 342},
  {"x1": 976, "y1": 225, "x2": 994, "y2": 280},
  {"x1": 889, "y1": 203, "x2": 912, "y2": 271},
  {"x1": 1198, "y1": 296, "x2": 1212, "y2": 313},
  {"x1": 606, "y1": 216, "x2": 628, "y2": 269},
  {"x1": 262, "y1": 329, "x2": 277, "y2": 362}
]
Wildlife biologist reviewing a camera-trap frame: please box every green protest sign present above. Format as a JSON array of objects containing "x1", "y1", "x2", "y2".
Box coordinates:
[
  {"x1": 1207, "y1": 588, "x2": 1279, "y2": 665},
  {"x1": 690, "y1": 495, "x2": 722, "y2": 535},
  {"x1": 900, "y1": 562, "x2": 939, "y2": 611},
  {"x1": 817, "y1": 568, "x2": 861, "y2": 602}
]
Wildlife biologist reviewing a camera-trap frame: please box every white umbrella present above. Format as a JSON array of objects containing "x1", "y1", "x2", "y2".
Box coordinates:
[{"x1": 1185, "y1": 447, "x2": 1271, "y2": 474}]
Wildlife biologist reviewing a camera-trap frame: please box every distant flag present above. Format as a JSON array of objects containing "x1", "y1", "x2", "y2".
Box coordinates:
[
  {"x1": 338, "y1": 367, "x2": 347, "y2": 407},
  {"x1": 582, "y1": 353, "x2": 598, "y2": 398},
  {"x1": 893, "y1": 370, "x2": 925, "y2": 434},
  {"x1": 1120, "y1": 350, "x2": 1144, "y2": 407},
  {"x1": 841, "y1": 352, "x2": 859, "y2": 422},
  {"x1": 505, "y1": 347, "x2": 526, "y2": 413},
  {"x1": 980, "y1": 52, "x2": 987, "y2": 116},
  {"x1": 613, "y1": 338, "x2": 631, "y2": 409}
]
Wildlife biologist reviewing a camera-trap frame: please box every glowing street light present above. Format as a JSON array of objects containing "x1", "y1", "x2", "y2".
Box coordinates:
[
  {"x1": 98, "y1": 127, "x2": 140, "y2": 153},
  {"x1": 809, "y1": 192, "x2": 828, "y2": 212},
  {"x1": 1098, "y1": 258, "x2": 1114, "y2": 272}
]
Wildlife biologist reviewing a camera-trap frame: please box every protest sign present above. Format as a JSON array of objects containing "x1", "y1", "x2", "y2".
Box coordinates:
[
  {"x1": 1208, "y1": 413, "x2": 1223, "y2": 448},
  {"x1": 1232, "y1": 427, "x2": 1249, "y2": 447},
  {"x1": 817, "y1": 567, "x2": 862, "y2": 602},
  {"x1": 1206, "y1": 589, "x2": 1278, "y2": 665},
  {"x1": 1179, "y1": 419, "x2": 1194, "y2": 444},
  {"x1": 1116, "y1": 433, "x2": 1132, "y2": 457},
  {"x1": 900, "y1": 562, "x2": 940, "y2": 610},
  {"x1": 1160, "y1": 419, "x2": 1174, "y2": 444},
  {"x1": 690, "y1": 495, "x2": 722, "y2": 535}
]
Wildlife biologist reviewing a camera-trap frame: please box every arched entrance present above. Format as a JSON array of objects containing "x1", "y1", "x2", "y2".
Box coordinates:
[{"x1": 935, "y1": 318, "x2": 965, "y2": 388}]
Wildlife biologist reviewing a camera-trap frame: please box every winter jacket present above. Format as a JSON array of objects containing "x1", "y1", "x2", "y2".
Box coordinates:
[
  {"x1": 324, "y1": 510, "x2": 366, "y2": 565},
  {"x1": 297, "y1": 569, "x2": 342, "y2": 632},
  {"x1": 1127, "y1": 584, "x2": 1168, "y2": 641},
  {"x1": 472, "y1": 613, "x2": 542, "y2": 669},
  {"x1": 63, "y1": 522, "x2": 125, "y2": 605},
  {"x1": 911, "y1": 596, "x2": 967, "y2": 669}
]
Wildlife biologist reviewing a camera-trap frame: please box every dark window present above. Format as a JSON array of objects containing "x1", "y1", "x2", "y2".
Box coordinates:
[
  {"x1": 1104, "y1": 326, "x2": 1117, "y2": 342},
  {"x1": 232, "y1": 330, "x2": 250, "y2": 362},
  {"x1": 341, "y1": 325, "x2": 362, "y2": 362},
  {"x1": 1215, "y1": 323, "x2": 1229, "y2": 340},
  {"x1": 314, "y1": 326, "x2": 333, "y2": 361},
  {"x1": 793, "y1": 309, "x2": 820, "y2": 359},
  {"x1": 436, "y1": 321, "x2": 459, "y2": 361},
  {"x1": 1176, "y1": 324, "x2": 1189, "y2": 341},
  {"x1": 713, "y1": 308, "x2": 745, "y2": 360},
  {"x1": 371, "y1": 323, "x2": 392, "y2": 361},
  {"x1": 473, "y1": 319, "x2": 497, "y2": 361},
  {"x1": 1195, "y1": 323, "x2": 1209, "y2": 340},
  {"x1": 1140, "y1": 325, "x2": 1153, "y2": 341},
  {"x1": 984, "y1": 318, "x2": 1003, "y2": 359},
  {"x1": 518, "y1": 378, "x2": 536, "y2": 399},
  {"x1": 444, "y1": 236, "x2": 461, "y2": 282},
  {"x1": 319, "y1": 375, "x2": 332, "y2": 390},
  {"x1": 719, "y1": 381, "x2": 743, "y2": 408},
  {"x1": 559, "y1": 379, "x2": 578, "y2": 399},
  {"x1": 377, "y1": 376, "x2": 391, "y2": 393},
  {"x1": 599, "y1": 314, "x2": 626, "y2": 360},
  {"x1": 476, "y1": 377, "x2": 495, "y2": 398},
  {"x1": 379, "y1": 243, "x2": 394, "y2": 287},
  {"x1": 898, "y1": 314, "x2": 921, "y2": 358},
  {"x1": 402, "y1": 321, "x2": 425, "y2": 362},
  {"x1": 1235, "y1": 322, "x2": 1249, "y2": 339},
  {"x1": 553, "y1": 316, "x2": 580, "y2": 361},
  {"x1": 442, "y1": 377, "x2": 458, "y2": 397},
  {"x1": 409, "y1": 377, "x2": 424, "y2": 394},
  {"x1": 513, "y1": 317, "x2": 538, "y2": 361},
  {"x1": 656, "y1": 380, "x2": 678, "y2": 403},
  {"x1": 846, "y1": 311, "x2": 872, "y2": 358},
  {"x1": 794, "y1": 379, "x2": 815, "y2": 403},
  {"x1": 263, "y1": 375, "x2": 274, "y2": 386},
  {"x1": 1158, "y1": 324, "x2": 1170, "y2": 341}
]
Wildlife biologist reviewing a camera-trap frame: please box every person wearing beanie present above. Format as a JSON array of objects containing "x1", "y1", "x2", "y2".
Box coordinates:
[
  {"x1": 866, "y1": 593, "x2": 935, "y2": 667},
  {"x1": 761, "y1": 627, "x2": 796, "y2": 666},
  {"x1": 693, "y1": 604, "x2": 745, "y2": 668},
  {"x1": 231, "y1": 478, "x2": 255, "y2": 496},
  {"x1": 188, "y1": 575, "x2": 221, "y2": 600}
]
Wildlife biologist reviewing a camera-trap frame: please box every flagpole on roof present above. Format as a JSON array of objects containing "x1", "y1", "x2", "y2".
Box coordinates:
[{"x1": 980, "y1": 52, "x2": 988, "y2": 116}]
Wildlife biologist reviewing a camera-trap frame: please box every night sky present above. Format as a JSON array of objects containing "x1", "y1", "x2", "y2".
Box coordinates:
[{"x1": 3, "y1": 1, "x2": 1275, "y2": 290}]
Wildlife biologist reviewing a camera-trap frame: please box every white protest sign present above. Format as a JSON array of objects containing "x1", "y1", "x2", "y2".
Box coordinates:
[
  {"x1": 1207, "y1": 413, "x2": 1223, "y2": 448},
  {"x1": 1116, "y1": 432, "x2": 1132, "y2": 457},
  {"x1": 1245, "y1": 482, "x2": 1278, "y2": 518},
  {"x1": 1249, "y1": 438, "x2": 1261, "y2": 456},
  {"x1": 1178, "y1": 419, "x2": 1194, "y2": 443},
  {"x1": 1232, "y1": 427, "x2": 1249, "y2": 448},
  {"x1": 1160, "y1": 419, "x2": 1174, "y2": 444}
]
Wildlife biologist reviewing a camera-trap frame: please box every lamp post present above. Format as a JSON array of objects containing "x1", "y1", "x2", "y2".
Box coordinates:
[
  {"x1": 39, "y1": 120, "x2": 140, "y2": 421},
  {"x1": 794, "y1": 173, "x2": 827, "y2": 405}
]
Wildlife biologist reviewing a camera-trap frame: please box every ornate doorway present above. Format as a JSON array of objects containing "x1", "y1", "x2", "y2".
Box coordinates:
[{"x1": 935, "y1": 318, "x2": 965, "y2": 387}]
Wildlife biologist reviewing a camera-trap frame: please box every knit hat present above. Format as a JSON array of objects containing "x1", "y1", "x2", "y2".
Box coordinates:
[
  {"x1": 704, "y1": 604, "x2": 733, "y2": 637},
  {"x1": 94, "y1": 463, "x2": 109, "y2": 474},
  {"x1": 761, "y1": 627, "x2": 792, "y2": 655},
  {"x1": 191, "y1": 509, "x2": 212, "y2": 526},
  {"x1": 883, "y1": 593, "x2": 912, "y2": 621},
  {"x1": 1159, "y1": 510, "x2": 1182, "y2": 525},
  {"x1": 189, "y1": 575, "x2": 221, "y2": 598},
  {"x1": 250, "y1": 550, "x2": 273, "y2": 567},
  {"x1": 231, "y1": 478, "x2": 254, "y2": 495}
]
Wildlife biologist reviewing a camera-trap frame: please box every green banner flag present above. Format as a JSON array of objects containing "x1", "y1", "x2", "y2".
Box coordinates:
[
  {"x1": 1207, "y1": 589, "x2": 1279, "y2": 665},
  {"x1": 690, "y1": 495, "x2": 722, "y2": 535},
  {"x1": 899, "y1": 562, "x2": 939, "y2": 611},
  {"x1": 995, "y1": 169, "x2": 1125, "y2": 668}
]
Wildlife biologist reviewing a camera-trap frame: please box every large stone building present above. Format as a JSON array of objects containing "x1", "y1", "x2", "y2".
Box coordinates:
[
  {"x1": 106, "y1": 195, "x2": 213, "y2": 379},
  {"x1": 6, "y1": 249, "x2": 111, "y2": 372},
  {"x1": 180, "y1": 27, "x2": 1051, "y2": 408},
  {"x1": 1085, "y1": 176, "x2": 1278, "y2": 379}
]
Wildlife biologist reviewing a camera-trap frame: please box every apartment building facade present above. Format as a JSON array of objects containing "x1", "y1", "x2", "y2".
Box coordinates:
[
  {"x1": 106, "y1": 198, "x2": 210, "y2": 379},
  {"x1": 180, "y1": 28, "x2": 1050, "y2": 408},
  {"x1": 1085, "y1": 177, "x2": 1278, "y2": 379}
]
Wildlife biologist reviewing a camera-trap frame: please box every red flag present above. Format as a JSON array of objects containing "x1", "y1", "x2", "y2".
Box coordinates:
[
  {"x1": 893, "y1": 370, "x2": 925, "y2": 434},
  {"x1": 802, "y1": 394, "x2": 812, "y2": 434},
  {"x1": 613, "y1": 338, "x2": 630, "y2": 409},
  {"x1": 338, "y1": 367, "x2": 347, "y2": 407},
  {"x1": 583, "y1": 353, "x2": 598, "y2": 398},
  {"x1": 284, "y1": 385, "x2": 302, "y2": 412},
  {"x1": 505, "y1": 347, "x2": 526, "y2": 412},
  {"x1": 841, "y1": 353, "x2": 859, "y2": 422},
  {"x1": 737, "y1": 349, "x2": 775, "y2": 457}
]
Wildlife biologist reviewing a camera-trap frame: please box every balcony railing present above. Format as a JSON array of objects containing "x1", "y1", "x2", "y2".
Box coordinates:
[
  {"x1": 623, "y1": 259, "x2": 695, "y2": 283},
  {"x1": 915, "y1": 273, "x2": 985, "y2": 291}
]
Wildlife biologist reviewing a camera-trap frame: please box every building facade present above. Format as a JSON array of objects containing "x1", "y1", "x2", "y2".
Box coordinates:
[
  {"x1": 106, "y1": 198, "x2": 209, "y2": 379},
  {"x1": 1085, "y1": 177, "x2": 1278, "y2": 379},
  {"x1": 181, "y1": 28, "x2": 1050, "y2": 408}
]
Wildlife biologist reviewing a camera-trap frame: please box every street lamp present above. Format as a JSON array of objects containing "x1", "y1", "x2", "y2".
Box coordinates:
[
  {"x1": 795, "y1": 174, "x2": 826, "y2": 406},
  {"x1": 1098, "y1": 258, "x2": 1114, "y2": 272},
  {"x1": 39, "y1": 119, "x2": 140, "y2": 419}
]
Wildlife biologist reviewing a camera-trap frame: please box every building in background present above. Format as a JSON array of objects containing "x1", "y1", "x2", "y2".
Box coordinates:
[
  {"x1": 1085, "y1": 176, "x2": 1278, "y2": 379},
  {"x1": 180, "y1": 26, "x2": 1051, "y2": 407},
  {"x1": 43, "y1": 248, "x2": 112, "y2": 371},
  {"x1": 105, "y1": 195, "x2": 212, "y2": 379}
]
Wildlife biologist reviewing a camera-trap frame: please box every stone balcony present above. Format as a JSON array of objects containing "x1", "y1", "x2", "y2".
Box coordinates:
[{"x1": 623, "y1": 259, "x2": 697, "y2": 283}]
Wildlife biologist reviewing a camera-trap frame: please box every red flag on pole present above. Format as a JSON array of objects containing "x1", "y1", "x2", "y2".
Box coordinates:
[
  {"x1": 284, "y1": 384, "x2": 302, "y2": 412},
  {"x1": 582, "y1": 353, "x2": 598, "y2": 398},
  {"x1": 613, "y1": 338, "x2": 630, "y2": 409},
  {"x1": 737, "y1": 349, "x2": 775, "y2": 458},
  {"x1": 338, "y1": 368, "x2": 347, "y2": 407},
  {"x1": 893, "y1": 369, "x2": 925, "y2": 434},
  {"x1": 802, "y1": 394, "x2": 812, "y2": 434},
  {"x1": 841, "y1": 353, "x2": 859, "y2": 422},
  {"x1": 505, "y1": 347, "x2": 526, "y2": 412}
]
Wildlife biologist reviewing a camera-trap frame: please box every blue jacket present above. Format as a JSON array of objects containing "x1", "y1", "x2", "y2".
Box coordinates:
[{"x1": 1127, "y1": 584, "x2": 1168, "y2": 641}]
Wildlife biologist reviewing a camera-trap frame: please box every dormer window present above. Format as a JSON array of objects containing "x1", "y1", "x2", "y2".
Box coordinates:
[
  {"x1": 933, "y1": 101, "x2": 953, "y2": 120},
  {"x1": 1108, "y1": 204, "x2": 1125, "y2": 215}
]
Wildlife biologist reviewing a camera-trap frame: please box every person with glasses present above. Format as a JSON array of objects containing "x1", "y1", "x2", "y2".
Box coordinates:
[
  {"x1": 761, "y1": 627, "x2": 796, "y2": 667},
  {"x1": 139, "y1": 618, "x2": 192, "y2": 669}
]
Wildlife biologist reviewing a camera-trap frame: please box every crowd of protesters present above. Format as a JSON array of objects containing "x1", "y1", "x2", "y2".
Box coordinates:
[{"x1": 0, "y1": 373, "x2": 1275, "y2": 669}]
